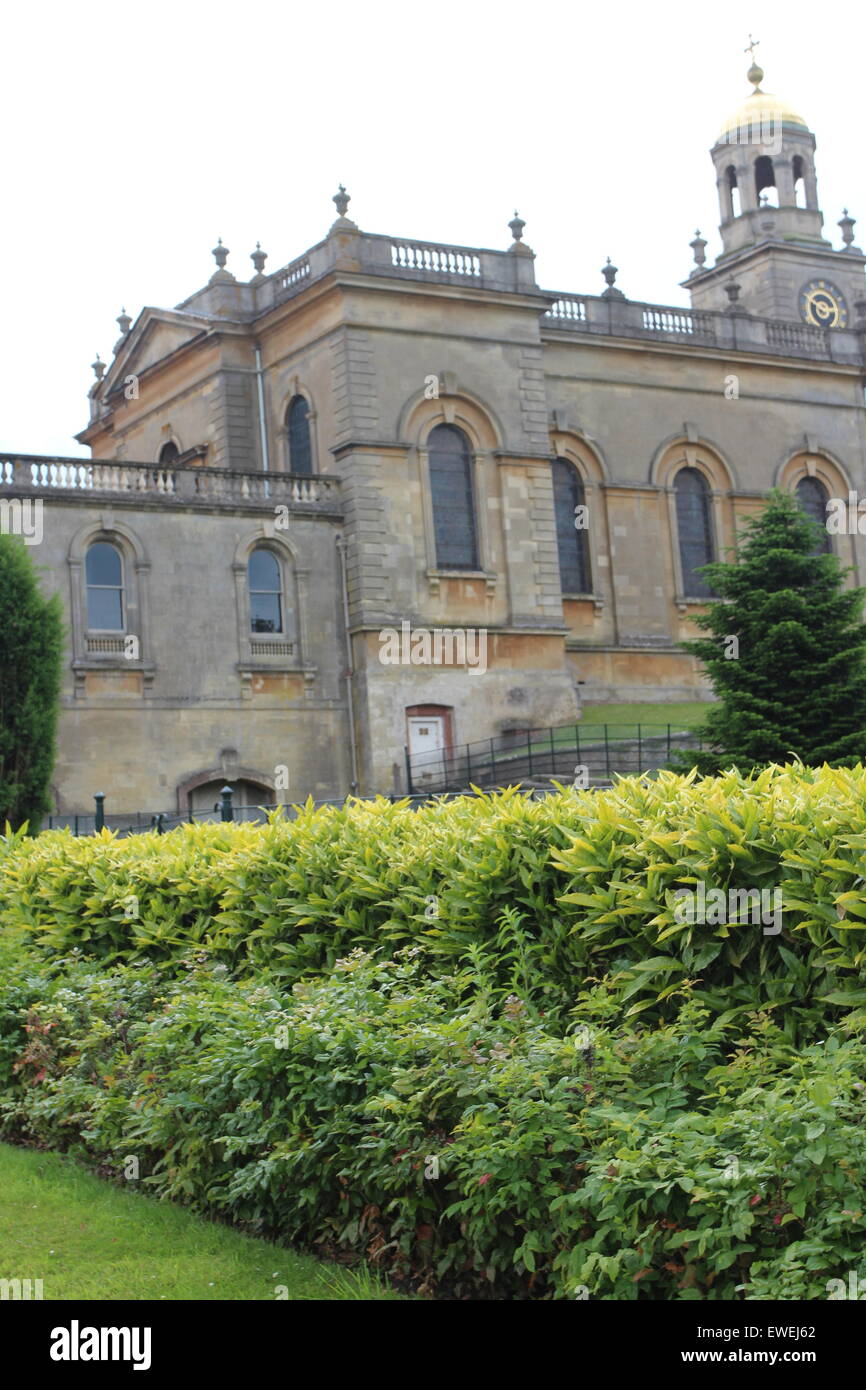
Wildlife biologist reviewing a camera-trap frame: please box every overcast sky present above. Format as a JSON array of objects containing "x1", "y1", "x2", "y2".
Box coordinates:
[{"x1": 3, "y1": 0, "x2": 861, "y2": 457}]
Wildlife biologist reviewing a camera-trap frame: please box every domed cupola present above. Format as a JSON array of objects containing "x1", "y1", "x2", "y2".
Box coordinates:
[
  {"x1": 711, "y1": 49, "x2": 825, "y2": 255},
  {"x1": 684, "y1": 42, "x2": 866, "y2": 323},
  {"x1": 717, "y1": 58, "x2": 809, "y2": 148}
]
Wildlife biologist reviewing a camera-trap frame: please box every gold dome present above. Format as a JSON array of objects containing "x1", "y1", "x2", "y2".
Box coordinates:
[{"x1": 717, "y1": 87, "x2": 809, "y2": 144}]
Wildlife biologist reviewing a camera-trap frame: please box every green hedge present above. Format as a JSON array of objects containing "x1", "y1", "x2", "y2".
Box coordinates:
[
  {"x1": 2, "y1": 943, "x2": 865, "y2": 1300},
  {"x1": 3, "y1": 766, "x2": 866, "y2": 1036},
  {"x1": 2, "y1": 767, "x2": 866, "y2": 1298}
]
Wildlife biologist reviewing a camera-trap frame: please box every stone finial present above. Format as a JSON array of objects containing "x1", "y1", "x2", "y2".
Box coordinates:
[
  {"x1": 690, "y1": 230, "x2": 707, "y2": 268},
  {"x1": 725, "y1": 279, "x2": 742, "y2": 309},
  {"x1": 117, "y1": 307, "x2": 132, "y2": 336},
  {"x1": 507, "y1": 209, "x2": 533, "y2": 257},
  {"x1": 329, "y1": 184, "x2": 358, "y2": 235},
  {"x1": 839, "y1": 209, "x2": 856, "y2": 248},
  {"x1": 250, "y1": 242, "x2": 268, "y2": 275},
  {"x1": 91, "y1": 353, "x2": 105, "y2": 380},
  {"x1": 600, "y1": 257, "x2": 625, "y2": 298},
  {"x1": 212, "y1": 237, "x2": 230, "y2": 270}
]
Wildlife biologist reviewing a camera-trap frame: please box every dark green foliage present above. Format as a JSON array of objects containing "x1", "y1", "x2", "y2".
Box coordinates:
[
  {"x1": 673, "y1": 489, "x2": 866, "y2": 774},
  {"x1": 0, "y1": 534, "x2": 63, "y2": 830},
  {"x1": 3, "y1": 776, "x2": 866, "y2": 1299},
  {"x1": 1, "y1": 943, "x2": 864, "y2": 1301}
]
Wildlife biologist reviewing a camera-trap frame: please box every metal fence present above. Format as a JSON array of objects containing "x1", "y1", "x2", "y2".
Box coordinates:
[
  {"x1": 406, "y1": 721, "x2": 703, "y2": 793},
  {"x1": 42, "y1": 785, "x2": 490, "y2": 838},
  {"x1": 42, "y1": 723, "x2": 706, "y2": 837}
]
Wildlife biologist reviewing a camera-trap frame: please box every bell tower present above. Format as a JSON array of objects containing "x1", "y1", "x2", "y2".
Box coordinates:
[{"x1": 685, "y1": 44, "x2": 866, "y2": 324}]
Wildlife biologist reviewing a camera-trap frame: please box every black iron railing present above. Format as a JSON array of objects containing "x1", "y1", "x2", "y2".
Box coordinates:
[{"x1": 406, "y1": 721, "x2": 704, "y2": 793}]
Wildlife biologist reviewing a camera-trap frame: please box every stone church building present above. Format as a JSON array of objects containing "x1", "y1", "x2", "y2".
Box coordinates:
[{"x1": 3, "y1": 57, "x2": 866, "y2": 814}]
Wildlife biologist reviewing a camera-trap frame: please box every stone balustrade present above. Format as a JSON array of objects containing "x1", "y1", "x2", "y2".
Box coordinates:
[
  {"x1": 544, "y1": 294, "x2": 588, "y2": 323},
  {"x1": 390, "y1": 241, "x2": 481, "y2": 277},
  {"x1": 262, "y1": 226, "x2": 863, "y2": 362},
  {"x1": 0, "y1": 455, "x2": 342, "y2": 510},
  {"x1": 265, "y1": 229, "x2": 538, "y2": 307},
  {"x1": 541, "y1": 293, "x2": 864, "y2": 362},
  {"x1": 274, "y1": 255, "x2": 311, "y2": 296}
]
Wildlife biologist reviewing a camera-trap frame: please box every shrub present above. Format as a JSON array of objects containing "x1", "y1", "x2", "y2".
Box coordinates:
[
  {"x1": 672, "y1": 489, "x2": 866, "y2": 773},
  {"x1": 2, "y1": 767, "x2": 866, "y2": 1039},
  {"x1": 0, "y1": 946, "x2": 864, "y2": 1300},
  {"x1": 0, "y1": 533, "x2": 64, "y2": 831}
]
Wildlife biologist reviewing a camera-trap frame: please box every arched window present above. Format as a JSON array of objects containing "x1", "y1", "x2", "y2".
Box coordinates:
[
  {"x1": 287, "y1": 395, "x2": 313, "y2": 475},
  {"x1": 248, "y1": 548, "x2": 283, "y2": 633},
  {"x1": 795, "y1": 476, "x2": 832, "y2": 554},
  {"x1": 158, "y1": 440, "x2": 179, "y2": 464},
  {"x1": 727, "y1": 165, "x2": 741, "y2": 219},
  {"x1": 792, "y1": 155, "x2": 806, "y2": 208},
  {"x1": 552, "y1": 459, "x2": 591, "y2": 594},
  {"x1": 428, "y1": 424, "x2": 478, "y2": 570},
  {"x1": 675, "y1": 468, "x2": 714, "y2": 597},
  {"x1": 86, "y1": 542, "x2": 124, "y2": 630},
  {"x1": 755, "y1": 154, "x2": 778, "y2": 207}
]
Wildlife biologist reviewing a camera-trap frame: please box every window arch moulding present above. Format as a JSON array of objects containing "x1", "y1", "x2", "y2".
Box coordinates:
[
  {"x1": 549, "y1": 432, "x2": 609, "y2": 614},
  {"x1": 277, "y1": 380, "x2": 319, "y2": 476},
  {"x1": 652, "y1": 441, "x2": 733, "y2": 611},
  {"x1": 778, "y1": 450, "x2": 858, "y2": 579},
  {"x1": 232, "y1": 528, "x2": 317, "y2": 696},
  {"x1": 405, "y1": 395, "x2": 501, "y2": 597},
  {"x1": 67, "y1": 519, "x2": 155, "y2": 699}
]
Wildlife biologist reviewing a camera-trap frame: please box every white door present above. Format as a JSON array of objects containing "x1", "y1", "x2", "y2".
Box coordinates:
[{"x1": 408, "y1": 716, "x2": 446, "y2": 783}]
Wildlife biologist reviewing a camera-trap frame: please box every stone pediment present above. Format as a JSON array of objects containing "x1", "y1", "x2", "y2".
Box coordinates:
[{"x1": 103, "y1": 310, "x2": 207, "y2": 396}]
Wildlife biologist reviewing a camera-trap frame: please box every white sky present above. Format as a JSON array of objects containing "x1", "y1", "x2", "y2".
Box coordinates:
[{"x1": 3, "y1": 0, "x2": 862, "y2": 457}]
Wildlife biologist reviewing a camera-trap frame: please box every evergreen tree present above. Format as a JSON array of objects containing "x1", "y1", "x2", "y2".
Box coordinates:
[
  {"x1": 673, "y1": 488, "x2": 866, "y2": 774},
  {"x1": 0, "y1": 533, "x2": 64, "y2": 830}
]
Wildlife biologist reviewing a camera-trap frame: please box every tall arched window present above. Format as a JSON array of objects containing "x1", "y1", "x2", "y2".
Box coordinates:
[
  {"x1": 158, "y1": 440, "x2": 179, "y2": 464},
  {"x1": 86, "y1": 542, "x2": 124, "y2": 630},
  {"x1": 727, "y1": 165, "x2": 741, "y2": 219},
  {"x1": 428, "y1": 424, "x2": 478, "y2": 570},
  {"x1": 675, "y1": 468, "x2": 714, "y2": 597},
  {"x1": 796, "y1": 476, "x2": 832, "y2": 554},
  {"x1": 248, "y1": 548, "x2": 283, "y2": 633},
  {"x1": 287, "y1": 395, "x2": 313, "y2": 475},
  {"x1": 552, "y1": 459, "x2": 591, "y2": 594}
]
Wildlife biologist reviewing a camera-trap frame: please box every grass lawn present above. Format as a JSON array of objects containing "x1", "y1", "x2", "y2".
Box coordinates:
[
  {"x1": 0, "y1": 1142, "x2": 405, "y2": 1301},
  {"x1": 578, "y1": 700, "x2": 716, "y2": 730}
]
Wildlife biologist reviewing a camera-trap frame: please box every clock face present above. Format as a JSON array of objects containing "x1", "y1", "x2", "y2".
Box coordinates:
[{"x1": 799, "y1": 280, "x2": 848, "y2": 328}]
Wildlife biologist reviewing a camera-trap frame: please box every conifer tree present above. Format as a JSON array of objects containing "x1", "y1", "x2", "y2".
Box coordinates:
[
  {"x1": 0, "y1": 533, "x2": 63, "y2": 830},
  {"x1": 673, "y1": 488, "x2": 866, "y2": 774}
]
